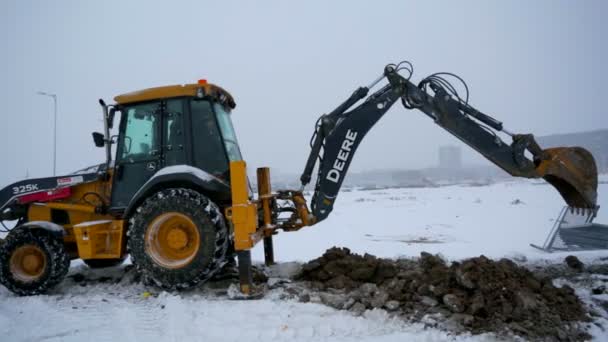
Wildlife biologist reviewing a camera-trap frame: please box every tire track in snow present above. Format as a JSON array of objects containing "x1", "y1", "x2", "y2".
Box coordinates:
[
  {"x1": 49, "y1": 292, "x2": 120, "y2": 342},
  {"x1": 114, "y1": 297, "x2": 170, "y2": 342}
]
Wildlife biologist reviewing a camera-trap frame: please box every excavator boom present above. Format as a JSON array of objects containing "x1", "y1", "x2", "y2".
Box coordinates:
[
  {"x1": 226, "y1": 61, "x2": 601, "y2": 294},
  {"x1": 299, "y1": 62, "x2": 598, "y2": 222}
]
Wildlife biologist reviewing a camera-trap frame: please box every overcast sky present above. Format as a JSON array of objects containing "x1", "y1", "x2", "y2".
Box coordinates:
[{"x1": 1, "y1": 0, "x2": 606, "y2": 185}]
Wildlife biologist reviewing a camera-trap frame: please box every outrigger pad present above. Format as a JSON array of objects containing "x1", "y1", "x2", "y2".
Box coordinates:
[{"x1": 531, "y1": 206, "x2": 608, "y2": 252}]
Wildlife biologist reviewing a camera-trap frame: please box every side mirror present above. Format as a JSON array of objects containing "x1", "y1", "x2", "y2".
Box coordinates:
[{"x1": 92, "y1": 132, "x2": 105, "y2": 147}]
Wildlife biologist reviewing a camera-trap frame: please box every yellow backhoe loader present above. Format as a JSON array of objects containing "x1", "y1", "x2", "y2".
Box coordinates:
[{"x1": 0, "y1": 61, "x2": 599, "y2": 295}]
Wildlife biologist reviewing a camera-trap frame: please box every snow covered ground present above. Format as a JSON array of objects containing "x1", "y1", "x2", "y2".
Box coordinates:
[
  {"x1": 256, "y1": 176, "x2": 608, "y2": 263},
  {"x1": 1, "y1": 177, "x2": 607, "y2": 341}
]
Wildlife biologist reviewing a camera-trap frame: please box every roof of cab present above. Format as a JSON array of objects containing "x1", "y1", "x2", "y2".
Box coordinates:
[{"x1": 113, "y1": 82, "x2": 236, "y2": 109}]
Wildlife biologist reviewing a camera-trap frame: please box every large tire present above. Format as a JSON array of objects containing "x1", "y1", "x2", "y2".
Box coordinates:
[
  {"x1": 0, "y1": 228, "x2": 70, "y2": 296},
  {"x1": 127, "y1": 188, "x2": 229, "y2": 290},
  {"x1": 83, "y1": 256, "x2": 127, "y2": 269}
]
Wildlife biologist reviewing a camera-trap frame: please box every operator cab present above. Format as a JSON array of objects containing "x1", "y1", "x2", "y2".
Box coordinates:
[{"x1": 101, "y1": 80, "x2": 241, "y2": 209}]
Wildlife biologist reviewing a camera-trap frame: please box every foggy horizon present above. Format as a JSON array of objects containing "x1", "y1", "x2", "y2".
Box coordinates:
[{"x1": 2, "y1": 0, "x2": 607, "y2": 185}]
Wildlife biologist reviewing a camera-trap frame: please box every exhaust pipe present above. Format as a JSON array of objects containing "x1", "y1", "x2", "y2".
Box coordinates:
[{"x1": 98, "y1": 99, "x2": 112, "y2": 171}]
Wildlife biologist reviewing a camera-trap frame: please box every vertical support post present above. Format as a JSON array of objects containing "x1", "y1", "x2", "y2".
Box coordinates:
[
  {"x1": 257, "y1": 167, "x2": 275, "y2": 266},
  {"x1": 237, "y1": 250, "x2": 253, "y2": 295},
  {"x1": 228, "y1": 161, "x2": 259, "y2": 294},
  {"x1": 229, "y1": 161, "x2": 258, "y2": 252},
  {"x1": 263, "y1": 235, "x2": 275, "y2": 266}
]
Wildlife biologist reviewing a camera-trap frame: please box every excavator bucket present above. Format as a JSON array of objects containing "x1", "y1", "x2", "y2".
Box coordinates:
[
  {"x1": 530, "y1": 147, "x2": 605, "y2": 252},
  {"x1": 535, "y1": 147, "x2": 598, "y2": 209}
]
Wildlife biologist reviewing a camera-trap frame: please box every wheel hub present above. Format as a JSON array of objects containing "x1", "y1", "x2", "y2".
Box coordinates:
[
  {"x1": 9, "y1": 245, "x2": 47, "y2": 282},
  {"x1": 145, "y1": 212, "x2": 201, "y2": 269},
  {"x1": 166, "y1": 227, "x2": 188, "y2": 250}
]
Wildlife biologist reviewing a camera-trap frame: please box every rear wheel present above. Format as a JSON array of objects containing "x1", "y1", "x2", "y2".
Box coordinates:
[
  {"x1": 127, "y1": 188, "x2": 229, "y2": 290},
  {"x1": 0, "y1": 228, "x2": 70, "y2": 296}
]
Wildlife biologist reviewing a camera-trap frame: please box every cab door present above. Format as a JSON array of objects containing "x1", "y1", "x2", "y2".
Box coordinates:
[
  {"x1": 110, "y1": 101, "x2": 162, "y2": 209},
  {"x1": 162, "y1": 99, "x2": 187, "y2": 166}
]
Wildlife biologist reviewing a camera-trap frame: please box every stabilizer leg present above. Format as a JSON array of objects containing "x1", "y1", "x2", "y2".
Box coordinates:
[
  {"x1": 263, "y1": 235, "x2": 275, "y2": 266},
  {"x1": 237, "y1": 250, "x2": 253, "y2": 295}
]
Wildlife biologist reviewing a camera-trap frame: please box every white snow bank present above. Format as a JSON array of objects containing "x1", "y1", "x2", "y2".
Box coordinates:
[
  {"x1": 0, "y1": 272, "x2": 494, "y2": 342},
  {"x1": 1, "y1": 179, "x2": 608, "y2": 342},
  {"x1": 253, "y1": 180, "x2": 608, "y2": 263}
]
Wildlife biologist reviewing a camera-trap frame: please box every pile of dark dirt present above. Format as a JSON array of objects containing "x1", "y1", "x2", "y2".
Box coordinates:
[{"x1": 297, "y1": 247, "x2": 591, "y2": 341}]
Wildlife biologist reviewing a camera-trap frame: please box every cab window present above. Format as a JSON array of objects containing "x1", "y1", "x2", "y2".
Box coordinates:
[
  {"x1": 214, "y1": 103, "x2": 242, "y2": 162},
  {"x1": 190, "y1": 100, "x2": 228, "y2": 177},
  {"x1": 119, "y1": 102, "x2": 160, "y2": 163}
]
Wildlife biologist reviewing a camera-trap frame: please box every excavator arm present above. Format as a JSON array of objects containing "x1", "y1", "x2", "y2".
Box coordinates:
[
  {"x1": 227, "y1": 61, "x2": 599, "y2": 294},
  {"x1": 299, "y1": 62, "x2": 598, "y2": 223}
]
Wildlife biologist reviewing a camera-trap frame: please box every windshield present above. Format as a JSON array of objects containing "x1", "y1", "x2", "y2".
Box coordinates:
[{"x1": 214, "y1": 103, "x2": 242, "y2": 162}]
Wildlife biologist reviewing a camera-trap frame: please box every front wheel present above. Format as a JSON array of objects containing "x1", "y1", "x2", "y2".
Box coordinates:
[
  {"x1": 0, "y1": 228, "x2": 70, "y2": 296},
  {"x1": 127, "y1": 188, "x2": 229, "y2": 290}
]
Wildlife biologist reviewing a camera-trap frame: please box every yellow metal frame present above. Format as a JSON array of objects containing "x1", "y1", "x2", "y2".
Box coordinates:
[
  {"x1": 73, "y1": 220, "x2": 124, "y2": 259},
  {"x1": 225, "y1": 161, "x2": 316, "y2": 253},
  {"x1": 26, "y1": 176, "x2": 127, "y2": 260},
  {"x1": 256, "y1": 167, "x2": 273, "y2": 233},
  {"x1": 226, "y1": 160, "x2": 319, "y2": 295},
  {"x1": 29, "y1": 201, "x2": 125, "y2": 259},
  {"x1": 225, "y1": 161, "x2": 261, "y2": 251}
]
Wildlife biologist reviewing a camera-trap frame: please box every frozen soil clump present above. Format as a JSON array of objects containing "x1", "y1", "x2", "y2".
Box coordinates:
[{"x1": 296, "y1": 247, "x2": 591, "y2": 341}]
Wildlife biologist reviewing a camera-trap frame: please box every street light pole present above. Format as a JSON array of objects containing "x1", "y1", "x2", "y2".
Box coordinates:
[{"x1": 36, "y1": 91, "x2": 57, "y2": 176}]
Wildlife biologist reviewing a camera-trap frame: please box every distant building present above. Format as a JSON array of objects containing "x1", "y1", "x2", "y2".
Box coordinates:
[
  {"x1": 438, "y1": 145, "x2": 462, "y2": 169},
  {"x1": 537, "y1": 129, "x2": 608, "y2": 173}
]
